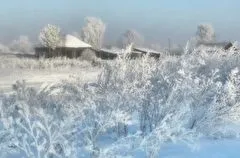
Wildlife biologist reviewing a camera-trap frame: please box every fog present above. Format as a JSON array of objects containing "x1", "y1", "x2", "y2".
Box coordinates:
[{"x1": 1, "y1": 0, "x2": 240, "y2": 46}]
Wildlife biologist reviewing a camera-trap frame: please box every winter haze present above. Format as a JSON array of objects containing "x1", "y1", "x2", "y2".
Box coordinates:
[{"x1": 1, "y1": 0, "x2": 240, "y2": 45}]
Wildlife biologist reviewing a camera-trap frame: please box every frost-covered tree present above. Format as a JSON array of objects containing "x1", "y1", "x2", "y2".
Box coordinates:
[
  {"x1": 118, "y1": 29, "x2": 144, "y2": 48},
  {"x1": 39, "y1": 24, "x2": 62, "y2": 49},
  {"x1": 81, "y1": 17, "x2": 106, "y2": 48},
  {"x1": 9, "y1": 36, "x2": 32, "y2": 53},
  {"x1": 196, "y1": 24, "x2": 216, "y2": 43},
  {"x1": 0, "y1": 43, "x2": 10, "y2": 54}
]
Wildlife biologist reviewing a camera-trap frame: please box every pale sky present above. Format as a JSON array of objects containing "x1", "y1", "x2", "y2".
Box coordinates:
[{"x1": 1, "y1": 0, "x2": 240, "y2": 46}]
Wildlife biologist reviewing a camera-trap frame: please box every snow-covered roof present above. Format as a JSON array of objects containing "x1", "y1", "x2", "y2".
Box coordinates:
[
  {"x1": 64, "y1": 34, "x2": 92, "y2": 48},
  {"x1": 100, "y1": 48, "x2": 124, "y2": 54},
  {"x1": 133, "y1": 47, "x2": 162, "y2": 54}
]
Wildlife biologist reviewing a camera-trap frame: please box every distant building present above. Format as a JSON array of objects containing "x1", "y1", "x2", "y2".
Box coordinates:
[
  {"x1": 132, "y1": 47, "x2": 162, "y2": 58},
  {"x1": 35, "y1": 34, "x2": 93, "y2": 58},
  {"x1": 197, "y1": 42, "x2": 234, "y2": 50},
  {"x1": 95, "y1": 46, "x2": 162, "y2": 60},
  {"x1": 95, "y1": 48, "x2": 121, "y2": 59}
]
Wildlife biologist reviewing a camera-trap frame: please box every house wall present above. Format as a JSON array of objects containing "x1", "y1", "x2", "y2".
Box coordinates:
[
  {"x1": 35, "y1": 47, "x2": 93, "y2": 58},
  {"x1": 35, "y1": 47, "x2": 161, "y2": 60},
  {"x1": 95, "y1": 50, "x2": 118, "y2": 60},
  {"x1": 132, "y1": 48, "x2": 161, "y2": 58}
]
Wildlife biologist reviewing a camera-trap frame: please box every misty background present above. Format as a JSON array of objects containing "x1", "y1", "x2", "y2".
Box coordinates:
[{"x1": 1, "y1": 0, "x2": 240, "y2": 46}]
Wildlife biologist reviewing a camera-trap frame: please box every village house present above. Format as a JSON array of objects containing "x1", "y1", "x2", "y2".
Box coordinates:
[
  {"x1": 96, "y1": 46, "x2": 162, "y2": 60},
  {"x1": 35, "y1": 34, "x2": 93, "y2": 58}
]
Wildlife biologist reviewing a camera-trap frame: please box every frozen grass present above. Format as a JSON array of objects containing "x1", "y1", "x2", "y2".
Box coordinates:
[{"x1": 0, "y1": 55, "x2": 97, "y2": 69}]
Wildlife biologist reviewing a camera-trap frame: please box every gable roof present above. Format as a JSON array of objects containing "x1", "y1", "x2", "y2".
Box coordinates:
[{"x1": 64, "y1": 34, "x2": 92, "y2": 48}]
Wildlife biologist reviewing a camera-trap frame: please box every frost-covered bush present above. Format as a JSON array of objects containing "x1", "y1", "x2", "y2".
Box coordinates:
[
  {"x1": 95, "y1": 47, "x2": 240, "y2": 140},
  {"x1": 0, "y1": 81, "x2": 78, "y2": 158}
]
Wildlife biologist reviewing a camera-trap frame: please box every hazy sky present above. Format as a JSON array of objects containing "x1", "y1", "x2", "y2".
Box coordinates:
[{"x1": 1, "y1": 0, "x2": 240, "y2": 46}]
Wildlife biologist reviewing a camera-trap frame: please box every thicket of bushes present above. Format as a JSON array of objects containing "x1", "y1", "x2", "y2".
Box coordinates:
[{"x1": 0, "y1": 46, "x2": 240, "y2": 158}]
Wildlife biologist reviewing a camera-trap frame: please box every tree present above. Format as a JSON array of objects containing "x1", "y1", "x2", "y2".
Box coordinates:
[
  {"x1": 0, "y1": 43, "x2": 10, "y2": 54},
  {"x1": 81, "y1": 17, "x2": 106, "y2": 48},
  {"x1": 118, "y1": 29, "x2": 144, "y2": 48},
  {"x1": 39, "y1": 24, "x2": 62, "y2": 49},
  {"x1": 9, "y1": 36, "x2": 32, "y2": 53},
  {"x1": 196, "y1": 24, "x2": 215, "y2": 43}
]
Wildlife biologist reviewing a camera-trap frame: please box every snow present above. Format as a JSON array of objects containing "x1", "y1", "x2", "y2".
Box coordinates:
[
  {"x1": 64, "y1": 34, "x2": 92, "y2": 48},
  {"x1": 100, "y1": 48, "x2": 124, "y2": 54},
  {"x1": 98, "y1": 138, "x2": 240, "y2": 158},
  {"x1": 157, "y1": 139, "x2": 240, "y2": 158},
  {"x1": 4, "y1": 139, "x2": 240, "y2": 158},
  {"x1": 0, "y1": 46, "x2": 240, "y2": 158},
  {"x1": 0, "y1": 68, "x2": 100, "y2": 93},
  {"x1": 100, "y1": 46, "x2": 161, "y2": 55}
]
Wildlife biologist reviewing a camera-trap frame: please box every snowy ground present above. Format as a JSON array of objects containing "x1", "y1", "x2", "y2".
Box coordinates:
[
  {"x1": 0, "y1": 54, "x2": 101, "y2": 94},
  {"x1": 157, "y1": 139, "x2": 240, "y2": 158},
  {"x1": 0, "y1": 67, "x2": 100, "y2": 93},
  {"x1": 5, "y1": 139, "x2": 240, "y2": 158},
  {"x1": 8, "y1": 139, "x2": 240, "y2": 158},
  {"x1": 121, "y1": 139, "x2": 240, "y2": 158}
]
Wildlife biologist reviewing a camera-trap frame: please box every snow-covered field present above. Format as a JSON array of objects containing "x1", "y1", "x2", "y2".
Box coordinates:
[
  {"x1": 0, "y1": 54, "x2": 100, "y2": 93},
  {"x1": 0, "y1": 47, "x2": 240, "y2": 158},
  {"x1": 0, "y1": 68, "x2": 99, "y2": 93},
  {"x1": 157, "y1": 139, "x2": 240, "y2": 158}
]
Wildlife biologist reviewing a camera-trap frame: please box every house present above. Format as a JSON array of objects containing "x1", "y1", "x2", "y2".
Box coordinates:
[
  {"x1": 95, "y1": 45, "x2": 162, "y2": 60},
  {"x1": 132, "y1": 47, "x2": 162, "y2": 58},
  {"x1": 35, "y1": 34, "x2": 93, "y2": 58},
  {"x1": 95, "y1": 44, "x2": 132, "y2": 60},
  {"x1": 95, "y1": 48, "x2": 120, "y2": 59}
]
